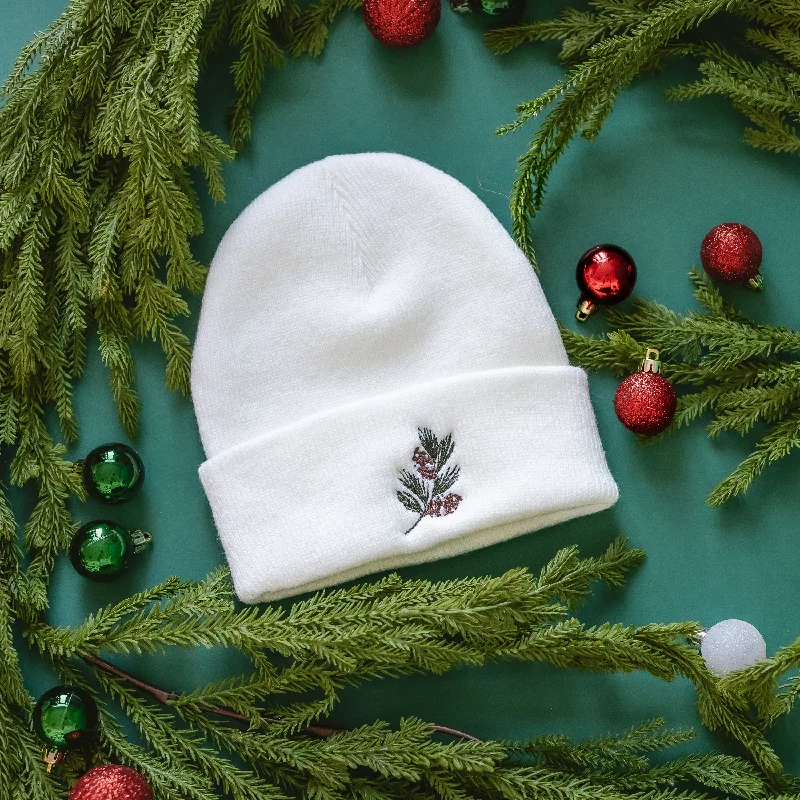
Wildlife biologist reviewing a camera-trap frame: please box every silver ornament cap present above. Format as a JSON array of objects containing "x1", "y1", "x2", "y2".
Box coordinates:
[{"x1": 700, "y1": 619, "x2": 766, "y2": 677}]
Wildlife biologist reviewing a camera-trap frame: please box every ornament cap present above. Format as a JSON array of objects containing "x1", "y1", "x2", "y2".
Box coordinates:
[
  {"x1": 130, "y1": 529, "x2": 153, "y2": 554},
  {"x1": 748, "y1": 274, "x2": 764, "y2": 291},
  {"x1": 576, "y1": 297, "x2": 596, "y2": 322},
  {"x1": 43, "y1": 749, "x2": 63, "y2": 773},
  {"x1": 640, "y1": 348, "x2": 662, "y2": 374}
]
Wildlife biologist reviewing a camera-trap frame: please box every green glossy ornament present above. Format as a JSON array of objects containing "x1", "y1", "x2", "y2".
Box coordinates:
[
  {"x1": 69, "y1": 521, "x2": 152, "y2": 581},
  {"x1": 469, "y1": 0, "x2": 524, "y2": 14},
  {"x1": 78, "y1": 443, "x2": 144, "y2": 504},
  {"x1": 33, "y1": 686, "x2": 98, "y2": 753}
]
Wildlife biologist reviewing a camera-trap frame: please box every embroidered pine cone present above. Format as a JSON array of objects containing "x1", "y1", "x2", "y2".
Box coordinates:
[
  {"x1": 426, "y1": 493, "x2": 462, "y2": 517},
  {"x1": 413, "y1": 447, "x2": 438, "y2": 480}
]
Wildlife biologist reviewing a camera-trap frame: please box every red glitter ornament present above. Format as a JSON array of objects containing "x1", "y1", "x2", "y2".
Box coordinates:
[
  {"x1": 575, "y1": 244, "x2": 637, "y2": 321},
  {"x1": 700, "y1": 223, "x2": 763, "y2": 289},
  {"x1": 69, "y1": 765, "x2": 154, "y2": 800},
  {"x1": 614, "y1": 349, "x2": 676, "y2": 436},
  {"x1": 363, "y1": 0, "x2": 441, "y2": 47}
]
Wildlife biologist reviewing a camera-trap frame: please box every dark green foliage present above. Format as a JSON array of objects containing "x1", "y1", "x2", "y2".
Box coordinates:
[
  {"x1": 290, "y1": 0, "x2": 364, "y2": 56},
  {"x1": 485, "y1": 0, "x2": 800, "y2": 265},
  {"x1": 562, "y1": 269, "x2": 800, "y2": 506},
  {"x1": 9, "y1": 537, "x2": 794, "y2": 798},
  {"x1": 0, "y1": 0, "x2": 297, "y2": 618}
]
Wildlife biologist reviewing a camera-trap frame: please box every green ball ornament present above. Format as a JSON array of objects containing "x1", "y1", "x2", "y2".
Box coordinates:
[
  {"x1": 80, "y1": 443, "x2": 144, "y2": 504},
  {"x1": 449, "y1": 0, "x2": 524, "y2": 15},
  {"x1": 471, "y1": 0, "x2": 524, "y2": 15},
  {"x1": 70, "y1": 521, "x2": 152, "y2": 581},
  {"x1": 33, "y1": 686, "x2": 98, "y2": 752}
]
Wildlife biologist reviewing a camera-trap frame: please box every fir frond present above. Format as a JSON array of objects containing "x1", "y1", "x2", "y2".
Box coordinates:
[{"x1": 564, "y1": 273, "x2": 800, "y2": 505}]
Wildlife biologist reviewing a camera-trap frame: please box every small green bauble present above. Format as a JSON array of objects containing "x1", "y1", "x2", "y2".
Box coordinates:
[
  {"x1": 81, "y1": 443, "x2": 144, "y2": 504},
  {"x1": 470, "y1": 0, "x2": 524, "y2": 14},
  {"x1": 69, "y1": 521, "x2": 152, "y2": 581},
  {"x1": 33, "y1": 686, "x2": 98, "y2": 751}
]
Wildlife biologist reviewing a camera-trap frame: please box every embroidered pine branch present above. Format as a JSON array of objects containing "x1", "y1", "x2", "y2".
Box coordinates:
[
  {"x1": 561, "y1": 269, "x2": 800, "y2": 506},
  {"x1": 397, "y1": 429, "x2": 462, "y2": 533},
  {"x1": 485, "y1": 0, "x2": 800, "y2": 265}
]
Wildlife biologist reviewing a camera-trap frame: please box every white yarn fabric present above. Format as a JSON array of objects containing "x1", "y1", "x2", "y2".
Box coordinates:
[{"x1": 191, "y1": 153, "x2": 618, "y2": 603}]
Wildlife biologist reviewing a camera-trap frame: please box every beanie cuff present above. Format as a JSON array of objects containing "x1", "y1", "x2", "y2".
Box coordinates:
[{"x1": 199, "y1": 366, "x2": 618, "y2": 603}]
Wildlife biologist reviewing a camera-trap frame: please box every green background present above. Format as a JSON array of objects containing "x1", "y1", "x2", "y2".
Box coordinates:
[{"x1": 4, "y1": 0, "x2": 800, "y2": 779}]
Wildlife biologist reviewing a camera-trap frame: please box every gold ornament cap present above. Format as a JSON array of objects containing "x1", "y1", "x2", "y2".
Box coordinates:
[
  {"x1": 575, "y1": 298, "x2": 597, "y2": 322},
  {"x1": 43, "y1": 749, "x2": 63, "y2": 773},
  {"x1": 640, "y1": 348, "x2": 662, "y2": 374}
]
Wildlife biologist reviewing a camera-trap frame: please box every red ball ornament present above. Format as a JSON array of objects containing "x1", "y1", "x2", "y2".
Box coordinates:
[
  {"x1": 700, "y1": 223, "x2": 763, "y2": 289},
  {"x1": 363, "y1": 0, "x2": 441, "y2": 46},
  {"x1": 69, "y1": 765, "x2": 154, "y2": 800},
  {"x1": 575, "y1": 244, "x2": 637, "y2": 321},
  {"x1": 614, "y1": 349, "x2": 676, "y2": 436}
]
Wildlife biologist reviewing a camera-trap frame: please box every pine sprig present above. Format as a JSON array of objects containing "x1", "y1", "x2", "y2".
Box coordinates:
[
  {"x1": 487, "y1": 0, "x2": 800, "y2": 264},
  {"x1": 17, "y1": 536, "x2": 800, "y2": 793},
  {"x1": 563, "y1": 269, "x2": 800, "y2": 506},
  {"x1": 0, "y1": 0, "x2": 306, "y2": 624},
  {"x1": 290, "y1": 0, "x2": 364, "y2": 56}
]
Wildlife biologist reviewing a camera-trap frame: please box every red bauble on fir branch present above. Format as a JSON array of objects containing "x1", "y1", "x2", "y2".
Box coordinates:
[
  {"x1": 363, "y1": 0, "x2": 441, "y2": 47},
  {"x1": 614, "y1": 349, "x2": 676, "y2": 436},
  {"x1": 69, "y1": 765, "x2": 154, "y2": 800},
  {"x1": 575, "y1": 244, "x2": 637, "y2": 321},
  {"x1": 700, "y1": 223, "x2": 763, "y2": 289}
]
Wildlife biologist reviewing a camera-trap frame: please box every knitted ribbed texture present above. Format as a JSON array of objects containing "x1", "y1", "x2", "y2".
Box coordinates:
[{"x1": 191, "y1": 153, "x2": 618, "y2": 603}]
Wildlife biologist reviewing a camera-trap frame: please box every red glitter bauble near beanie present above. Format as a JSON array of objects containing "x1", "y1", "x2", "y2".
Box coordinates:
[
  {"x1": 613, "y1": 349, "x2": 677, "y2": 436},
  {"x1": 700, "y1": 222, "x2": 763, "y2": 288},
  {"x1": 363, "y1": 0, "x2": 441, "y2": 47},
  {"x1": 69, "y1": 765, "x2": 154, "y2": 800}
]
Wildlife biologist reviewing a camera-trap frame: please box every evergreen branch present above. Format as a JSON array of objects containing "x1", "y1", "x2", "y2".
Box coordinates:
[
  {"x1": 291, "y1": 0, "x2": 363, "y2": 56},
  {"x1": 563, "y1": 272, "x2": 800, "y2": 505},
  {"x1": 706, "y1": 410, "x2": 800, "y2": 506},
  {"x1": 489, "y1": 0, "x2": 800, "y2": 264},
  {"x1": 227, "y1": 0, "x2": 291, "y2": 150}
]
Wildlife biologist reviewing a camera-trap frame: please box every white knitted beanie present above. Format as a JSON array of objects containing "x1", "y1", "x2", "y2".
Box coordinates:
[{"x1": 191, "y1": 153, "x2": 618, "y2": 604}]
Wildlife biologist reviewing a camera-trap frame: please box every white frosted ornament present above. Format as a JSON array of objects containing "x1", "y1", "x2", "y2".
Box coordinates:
[{"x1": 700, "y1": 619, "x2": 766, "y2": 677}]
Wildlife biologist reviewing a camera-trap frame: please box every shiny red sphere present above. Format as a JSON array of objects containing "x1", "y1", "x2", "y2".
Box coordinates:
[
  {"x1": 576, "y1": 244, "x2": 637, "y2": 306},
  {"x1": 363, "y1": 0, "x2": 441, "y2": 47},
  {"x1": 69, "y1": 765, "x2": 154, "y2": 800},
  {"x1": 614, "y1": 371, "x2": 676, "y2": 436},
  {"x1": 700, "y1": 223, "x2": 762, "y2": 284}
]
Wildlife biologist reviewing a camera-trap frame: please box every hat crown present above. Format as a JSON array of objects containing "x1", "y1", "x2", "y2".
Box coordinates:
[{"x1": 192, "y1": 153, "x2": 567, "y2": 458}]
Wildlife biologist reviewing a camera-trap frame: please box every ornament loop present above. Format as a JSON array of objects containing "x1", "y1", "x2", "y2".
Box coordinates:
[
  {"x1": 130, "y1": 529, "x2": 153, "y2": 554},
  {"x1": 641, "y1": 348, "x2": 661, "y2": 374},
  {"x1": 43, "y1": 749, "x2": 63, "y2": 773}
]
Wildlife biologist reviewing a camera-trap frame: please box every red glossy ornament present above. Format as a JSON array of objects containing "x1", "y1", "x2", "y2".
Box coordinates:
[
  {"x1": 700, "y1": 223, "x2": 763, "y2": 289},
  {"x1": 575, "y1": 244, "x2": 637, "y2": 321},
  {"x1": 363, "y1": 0, "x2": 441, "y2": 46},
  {"x1": 69, "y1": 765, "x2": 154, "y2": 800},
  {"x1": 614, "y1": 349, "x2": 676, "y2": 436}
]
